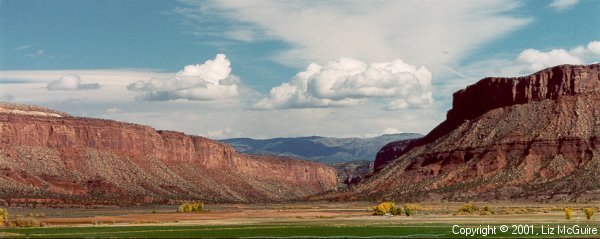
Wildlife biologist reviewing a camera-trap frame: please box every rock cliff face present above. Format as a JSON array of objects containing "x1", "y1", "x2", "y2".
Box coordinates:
[
  {"x1": 331, "y1": 160, "x2": 373, "y2": 187},
  {"x1": 0, "y1": 107, "x2": 336, "y2": 205},
  {"x1": 373, "y1": 138, "x2": 420, "y2": 172},
  {"x1": 422, "y1": 64, "x2": 600, "y2": 146},
  {"x1": 315, "y1": 64, "x2": 600, "y2": 202}
]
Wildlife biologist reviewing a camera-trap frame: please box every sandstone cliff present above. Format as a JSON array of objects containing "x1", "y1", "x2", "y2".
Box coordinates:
[
  {"x1": 373, "y1": 138, "x2": 420, "y2": 172},
  {"x1": 0, "y1": 107, "x2": 336, "y2": 205},
  {"x1": 316, "y1": 64, "x2": 600, "y2": 202}
]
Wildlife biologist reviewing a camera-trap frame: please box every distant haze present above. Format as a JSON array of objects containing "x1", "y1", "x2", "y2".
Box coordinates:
[{"x1": 222, "y1": 133, "x2": 422, "y2": 164}]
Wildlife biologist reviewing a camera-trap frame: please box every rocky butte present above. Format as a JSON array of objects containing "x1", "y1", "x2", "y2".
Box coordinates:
[
  {"x1": 0, "y1": 103, "x2": 337, "y2": 205},
  {"x1": 316, "y1": 63, "x2": 600, "y2": 202}
]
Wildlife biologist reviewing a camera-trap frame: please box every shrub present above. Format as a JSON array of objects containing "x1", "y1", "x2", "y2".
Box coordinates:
[
  {"x1": 371, "y1": 202, "x2": 395, "y2": 216},
  {"x1": 477, "y1": 205, "x2": 494, "y2": 215},
  {"x1": 390, "y1": 206, "x2": 403, "y2": 216},
  {"x1": 458, "y1": 204, "x2": 479, "y2": 214},
  {"x1": 403, "y1": 203, "x2": 422, "y2": 211},
  {"x1": 10, "y1": 218, "x2": 44, "y2": 228},
  {"x1": 583, "y1": 208, "x2": 594, "y2": 220},
  {"x1": 135, "y1": 220, "x2": 159, "y2": 224},
  {"x1": 0, "y1": 208, "x2": 8, "y2": 226},
  {"x1": 177, "y1": 202, "x2": 204, "y2": 213},
  {"x1": 403, "y1": 203, "x2": 420, "y2": 216},
  {"x1": 371, "y1": 206, "x2": 386, "y2": 216},
  {"x1": 564, "y1": 208, "x2": 573, "y2": 220}
]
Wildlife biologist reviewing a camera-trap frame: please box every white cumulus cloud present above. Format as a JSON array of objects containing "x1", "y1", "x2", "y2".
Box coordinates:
[
  {"x1": 47, "y1": 74, "x2": 100, "y2": 90},
  {"x1": 548, "y1": 0, "x2": 579, "y2": 11},
  {"x1": 127, "y1": 54, "x2": 241, "y2": 101},
  {"x1": 517, "y1": 40, "x2": 600, "y2": 73},
  {"x1": 253, "y1": 58, "x2": 432, "y2": 110}
]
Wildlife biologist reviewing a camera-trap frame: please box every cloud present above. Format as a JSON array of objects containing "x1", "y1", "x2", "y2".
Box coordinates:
[
  {"x1": 47, "y1": 74, "x2": 100, "y2": 90},
  {"x1": 431, "y1": 41, "x2": 600, "y2": 107},
  {"x1": 35, "y1": 50, "x2": 45, "y2": 56},
  {"x1": 548, "y1": 0, "x2": 579, "y2": 11},
  {"x1": 1, "y1": 94, "x2": 15, "y2": 102},
  {"x1": 253, "y1": 58, "x2": 432, "y2": 110},
  {"x1": 382, "y1": 128, "x2": 403, "y2": 135},
  {"x1": 0, "y1": 69, "x2": 441, "y2": 139},
  {"x1": 15, "y1": 45, "x2": 32, "y2": 51},
  {"x1": 127, "y1": 54, "x2": 242, "y2": 101},
  {"x1": 0, "y1": 69, "x2": 172, "y2": 105},
  {"x1": 205, "y1": 126, "x2": 241, "y2": 139},
  {"x1": 517, "y1": 41, "x2": 600, "y2": 73},
  {"x1": 105, "y1": 107, "x2": 122, "y2": 114},
  {"x1": 224, "y1": 29, "x2": 262, "y2": 42},
  {"x1": 363, "y1": 127, "x2": 405, "y2": 138},
  {"x1": 178, "y1": 0, "x2": 530, "y2": 68},
  {"x1": 517, "y1": 49, "x2": 583, "y2": 73},
  {"x1": 25, "y1": 49, "x2": 57, "y2": 59},
  {"x1": 0, "y1": 69, "x2": 170, "y2": 84}
]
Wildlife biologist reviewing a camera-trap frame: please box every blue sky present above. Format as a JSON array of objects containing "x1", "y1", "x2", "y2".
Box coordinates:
[
  {"x1": 1, "y1": 0, "x2": 599, "y2": 139},
  {"x1": 1, "y1": 0, "x2": 299, "y2": 90}
]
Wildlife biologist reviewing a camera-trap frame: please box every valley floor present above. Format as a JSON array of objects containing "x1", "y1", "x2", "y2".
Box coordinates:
[{"x1": 0, "y1": 202, "x2": 599, "y2": 238}]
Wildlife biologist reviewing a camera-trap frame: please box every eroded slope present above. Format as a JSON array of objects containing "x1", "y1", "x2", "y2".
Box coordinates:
[
  {"x1": 316, "y1": 64, "x2": 600, "y2": 202},
  {"x1": 0, "y1": 110, "x2": 336, "y2": 205}
]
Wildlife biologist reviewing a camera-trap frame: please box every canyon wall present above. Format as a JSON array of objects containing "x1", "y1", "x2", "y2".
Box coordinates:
[
  {"x1": 316, "y1": 64, "x2": 600, "y2": 202},
  {"x1": 0, "y1": 107, "x2": 336, "y2": 205}
]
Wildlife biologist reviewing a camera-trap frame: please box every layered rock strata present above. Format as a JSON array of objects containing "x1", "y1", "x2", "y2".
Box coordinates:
[
  {"x1": 316, "y1": 64, "x2": 600, "y2": 202},
  {"x1": 0, "y1": 108, "x2": 336, "y2": 205}
]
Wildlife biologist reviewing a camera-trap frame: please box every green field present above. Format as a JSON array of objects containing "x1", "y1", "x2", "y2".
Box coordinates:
[
  {"x1": 2, "y1": 223, "x2": 599, "y2": 238},
  {"x1": 1, "y1": 202, "x2": 598, "y2": 238}
]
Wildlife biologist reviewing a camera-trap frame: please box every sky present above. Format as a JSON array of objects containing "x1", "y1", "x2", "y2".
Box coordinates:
[{"x1": 1, "y1": 0, "x2": 599, "y2": 139}]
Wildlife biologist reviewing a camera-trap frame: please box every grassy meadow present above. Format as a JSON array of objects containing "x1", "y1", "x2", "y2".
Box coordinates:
[{"x1": 0, "y1": 202, "x2": 598, "y2": 238}]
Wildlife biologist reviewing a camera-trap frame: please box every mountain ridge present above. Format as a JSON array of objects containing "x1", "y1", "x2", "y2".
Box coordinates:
[{"x1": 222, "y1": 133, "x2": 422, "y2": 164}]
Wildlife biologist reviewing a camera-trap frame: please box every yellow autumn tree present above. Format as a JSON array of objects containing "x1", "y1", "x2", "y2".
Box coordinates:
[
  {"x1": 371, "y1": 202, "x2": 403, "y2": 216},
  {"x1": 0, "y1": 208, "x2": 8, "y2": 226},
  {"x1": 583, "y1": 208, "x2": 594, "y2": 220},
  {"x1": 565, "y1": 208, "x2": 574, "y2": 220},
  {"x1": 177, "y1": 202, "x2": 204, "y2": 213}
]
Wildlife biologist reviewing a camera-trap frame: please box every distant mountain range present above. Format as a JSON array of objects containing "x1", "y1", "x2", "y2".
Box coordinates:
[{"x1": 221, "y1": 133, "x2": 422, "y2": 164}]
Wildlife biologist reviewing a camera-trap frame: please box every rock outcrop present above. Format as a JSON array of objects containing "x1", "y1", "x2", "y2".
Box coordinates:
[
  {"x1": 0, "y1": 107, "x2": 336, "y2": 205},
  {"x1": 315, "y1": 64, "x2": 600, "y2": 202},
  {"x1": 373, "y1": 138, "x2": 420, "y2": 172},
  {"x1": 422, "y1": 64, "x2": 600, "y2": 146},
  {"x1": 0, "y1": 102, "x2": 68, "y2": 117},
  {"x1": 331, "y1": 160, "x2": 373, "y2": 187}
]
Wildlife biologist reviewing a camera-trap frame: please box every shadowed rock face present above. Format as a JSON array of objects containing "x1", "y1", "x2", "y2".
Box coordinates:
[
  {"x1": 0, "y1": 108, "x2": 336, "y2": 205},
  {"x1": 331, "y1": 160, "x2": 373, "y2": 187},
  {"x1": 373, "y1": 138, "x2": 420, "y2": 173},
  {"x1": 315, "y1": 64, "x2": 600, "y2": 202}
]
